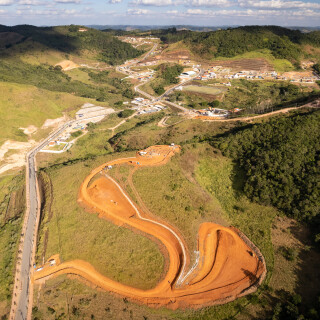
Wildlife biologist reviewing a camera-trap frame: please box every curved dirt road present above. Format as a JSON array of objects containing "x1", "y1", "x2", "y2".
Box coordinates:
[{"x1": 33, "y1": 145, "x2": 266, "y2": 309}]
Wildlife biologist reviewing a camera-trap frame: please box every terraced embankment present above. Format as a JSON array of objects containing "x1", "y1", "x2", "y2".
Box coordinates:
[{"x1": 33, "y1": 145, "x2": 266, "y2": 309}]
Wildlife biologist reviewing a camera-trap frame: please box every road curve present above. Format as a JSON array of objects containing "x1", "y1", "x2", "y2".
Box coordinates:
[{"x1": 33, "y1": 145, "x2": 266, "y2": 309}]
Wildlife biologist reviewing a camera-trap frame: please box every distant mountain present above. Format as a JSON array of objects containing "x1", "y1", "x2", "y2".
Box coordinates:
[
  {"x1": 86, "y1": 24, "x2": 320, "y2": 33},
  {"x1": 86, "y1": 25, "x2": 236, "y2": 32}
]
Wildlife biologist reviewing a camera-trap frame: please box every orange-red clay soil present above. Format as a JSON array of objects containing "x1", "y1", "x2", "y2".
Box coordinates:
[{"x1": 33, "y1": 145, "x2": 266, "y2": 309}]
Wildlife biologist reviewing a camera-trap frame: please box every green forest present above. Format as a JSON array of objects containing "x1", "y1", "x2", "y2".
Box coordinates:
[
  {"x1": 213, "y1": 109, "x2": 320, "y2": 243},
  {"x1": 152, "y1": 26, "x2": 320, "y2": 63},
  {"x1": 152, "y1": 64, "x2": 183, "y2": 95}
]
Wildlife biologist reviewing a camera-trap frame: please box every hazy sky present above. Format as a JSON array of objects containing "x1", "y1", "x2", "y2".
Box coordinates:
[{"x1": 0, "y1": 0, "x2": 320, "y2": 26}]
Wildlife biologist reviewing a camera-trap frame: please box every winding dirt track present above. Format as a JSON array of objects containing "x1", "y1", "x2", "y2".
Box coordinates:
[{"x1": 33, "y1": 145, "x2": 266, "y2": 309}]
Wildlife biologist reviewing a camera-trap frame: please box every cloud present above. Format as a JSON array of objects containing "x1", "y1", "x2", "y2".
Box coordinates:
[
  {"x1": 0, "y1": 0, "x2": 14, "y2": 5},
  {"x1": 130, "y1": 0, "x2": 234, "y2": 7},
  {"x1": 184, "y1": 7, "x2": 320, "y2": 19},
  {"x1": 108, "y1": 0, "x2": 122, "y2": 3},
  {"x1": 18, "y1": 0, "x2": 47, "y2": 5},
  {"x1": 130, "y1": 0, "x2": 175, "y2": 6},
  {"x1": 238, "y1": 0, "x2": 320, "y2": 10},
  {"x1": 54, "y1": 0, "x2": 81, "y2": 3},
  {"x1": 127, "y1": 8, "x2": 152, "y2": 14},
  {"x1": 187, "y1": 0, "x2": 233, "y2": 7}
]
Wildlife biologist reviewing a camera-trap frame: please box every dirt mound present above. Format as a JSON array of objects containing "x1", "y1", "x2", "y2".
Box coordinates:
[
  {"x1": 282, "y1": 71, "x2": 314, "y2": 79},
  {"x1": 33, "y1": 145, "x2": 266, "y2": 309},
  {"x1": 55, "y1": 60, "x2": 79, "y2": 71},
  {"x1": 20, "y1": 125, "x2": 37, "y2": 135},
  {"x1": 211, "y1": 58, "x2": 273, "y2": 72},
  {"x1": 0, "y1": 140, "x2": 36, "y2": 174},
  {"x1": 41, "y1": 116, "x2": 66, "y2": 129}
]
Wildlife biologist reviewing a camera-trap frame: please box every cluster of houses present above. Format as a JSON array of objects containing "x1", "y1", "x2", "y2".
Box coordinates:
[
  {"x1": 127, "y1": 69, "x2": 155, "y2": 81},
  {"x1": 196, "y1": 107, "x2": 229, "y2": 118},
  {"x1": 119, "y1": 36, "x2": 154, "y2": 48},
  {"x1": 130, "y1": 97, "x2": 166, "y2": 114},
  {"x1": 194, "y1": 107, "x2": 243, "y2": 118},
  {"x1": 196, "y1": 66, "x2": 319, "y2": 83},
  {"x1": 131, "y1": 97, "x2": 151, "y2": 106},
  {"x1": 137, "y1": 104, "x2": 166, "y2": 115}
]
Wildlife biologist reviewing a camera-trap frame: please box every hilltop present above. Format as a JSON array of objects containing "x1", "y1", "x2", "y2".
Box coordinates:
[
  {"x1": 147, "y1": 26, "x2": 320, "y2": 67},
  {"x1": 0, "y1": 24, "x2": 143, "y2": 65}
]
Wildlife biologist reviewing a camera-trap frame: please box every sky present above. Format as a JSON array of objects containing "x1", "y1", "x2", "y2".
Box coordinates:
[{"x1": 0, "y1": 0, "x2": 320, "y2": 27}]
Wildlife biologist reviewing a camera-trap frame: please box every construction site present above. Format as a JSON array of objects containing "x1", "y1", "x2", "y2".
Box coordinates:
[{"x1": 33, "y1": 145, "x2": 266, "y2": 310}]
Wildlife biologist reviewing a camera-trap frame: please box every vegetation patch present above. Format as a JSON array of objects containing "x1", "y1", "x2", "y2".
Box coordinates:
[
  {"x1": 183, "y1": 85, "x2": 226, "y2": 96},
  {"x1": 38, "y1": 157, "x2": 165, "y2": 290},
  {"x1": 0, "y1": 173, "x2": 25, "y2": 318}
]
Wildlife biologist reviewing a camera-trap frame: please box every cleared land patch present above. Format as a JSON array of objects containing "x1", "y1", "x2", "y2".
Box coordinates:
[{"x1": 183, "y1": 85, "x2": 227, "y2": 96}]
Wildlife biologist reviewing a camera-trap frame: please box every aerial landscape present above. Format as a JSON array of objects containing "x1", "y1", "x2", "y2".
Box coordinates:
[{"x1": 0, "y1": 1, "x2": 319, "y2": 320}]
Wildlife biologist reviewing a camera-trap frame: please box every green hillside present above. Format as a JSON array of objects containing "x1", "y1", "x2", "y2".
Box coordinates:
[
  {"x1": 0, "y1": 25, "x2": 143, "y2": 65},
  {"x1": 152, "y1": 26, "x2": 320, "y2": 66},
  {"x1": 213, "y1": 109, "x2": 320, "y2": 240}
]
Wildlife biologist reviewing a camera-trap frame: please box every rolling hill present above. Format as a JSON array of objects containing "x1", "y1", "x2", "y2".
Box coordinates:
[{"x1": 150, "y1": 26, "x2": 320, "y2": 66}]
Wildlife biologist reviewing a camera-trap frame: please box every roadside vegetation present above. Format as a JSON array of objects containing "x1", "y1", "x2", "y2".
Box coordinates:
[{"x1": 0, "y1": 173, "x2": 25, "y2": 318}]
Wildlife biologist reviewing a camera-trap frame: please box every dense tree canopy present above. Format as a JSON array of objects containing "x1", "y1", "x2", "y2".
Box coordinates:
[{"x1": 213, "y1": 110, "x2": 320, "y2": 223}]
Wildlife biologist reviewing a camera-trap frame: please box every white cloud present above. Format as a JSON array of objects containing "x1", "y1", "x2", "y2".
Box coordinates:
[
  {"x1": 188, "y1": 0, "x2": 233, "y2": 7},
  {"x1": 108, "y1": 0, "x2": 122, "y2": 3},
  {"x1": 0, "y1": 0, "x2": 14, "y2": 5},
  {"x1": 238, "y1": 0, "x2": 320, "y2": 10},
  {"x1": 184, "y1": 7, "x2": 320, "y2": 18},
  {"x1": 131, "y1": 0, "x2": 175, "y2": 6},
  {"x1": 54, "y1": 0, "x2": 81, "y2": 4},
  {"x1": 18, "y1": 0, "x2": 46, "y2": 5},
  {"x1": 127, "y1": 8, "x2": 152, "y2": 14}
]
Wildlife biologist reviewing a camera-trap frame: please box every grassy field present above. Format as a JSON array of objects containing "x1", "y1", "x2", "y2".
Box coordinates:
[
  {"x1": 183, "y1": 85, "x2": 226, "y2": 96},
  {"x1": 66, "y1": 68, "x2": 94, "y2": 85},
  {"x1": 33, "y1": 273, "x2": 253, "y2": 320},
  {"x1": 37, "y1": 156, "x2": 165, "y2": 290},
  {"x1": 213, "y1": 49, "x2": 295, "y2": 72},
  {"x1": 0, "y1": 81, "x2": 111, "y2": 145},
  {"x1": 132, "y1": 145, "x2": 230, "y2": 253},
  {"x1": 0, "y1": 172, "x2": 25, "y2": 318}
]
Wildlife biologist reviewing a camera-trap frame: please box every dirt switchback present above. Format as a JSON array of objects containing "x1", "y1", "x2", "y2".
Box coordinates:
[{"x1": 33, "y1": 145, "x2": 266, "y2": 309}]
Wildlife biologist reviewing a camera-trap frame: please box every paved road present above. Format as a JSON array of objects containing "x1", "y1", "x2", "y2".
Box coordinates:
[
  {"x1": 13, "y1": 113, "x2": 112, "y2": 319},
  {"x1": 13, "y1": 122, "x2": 71, "y2": 320}
]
